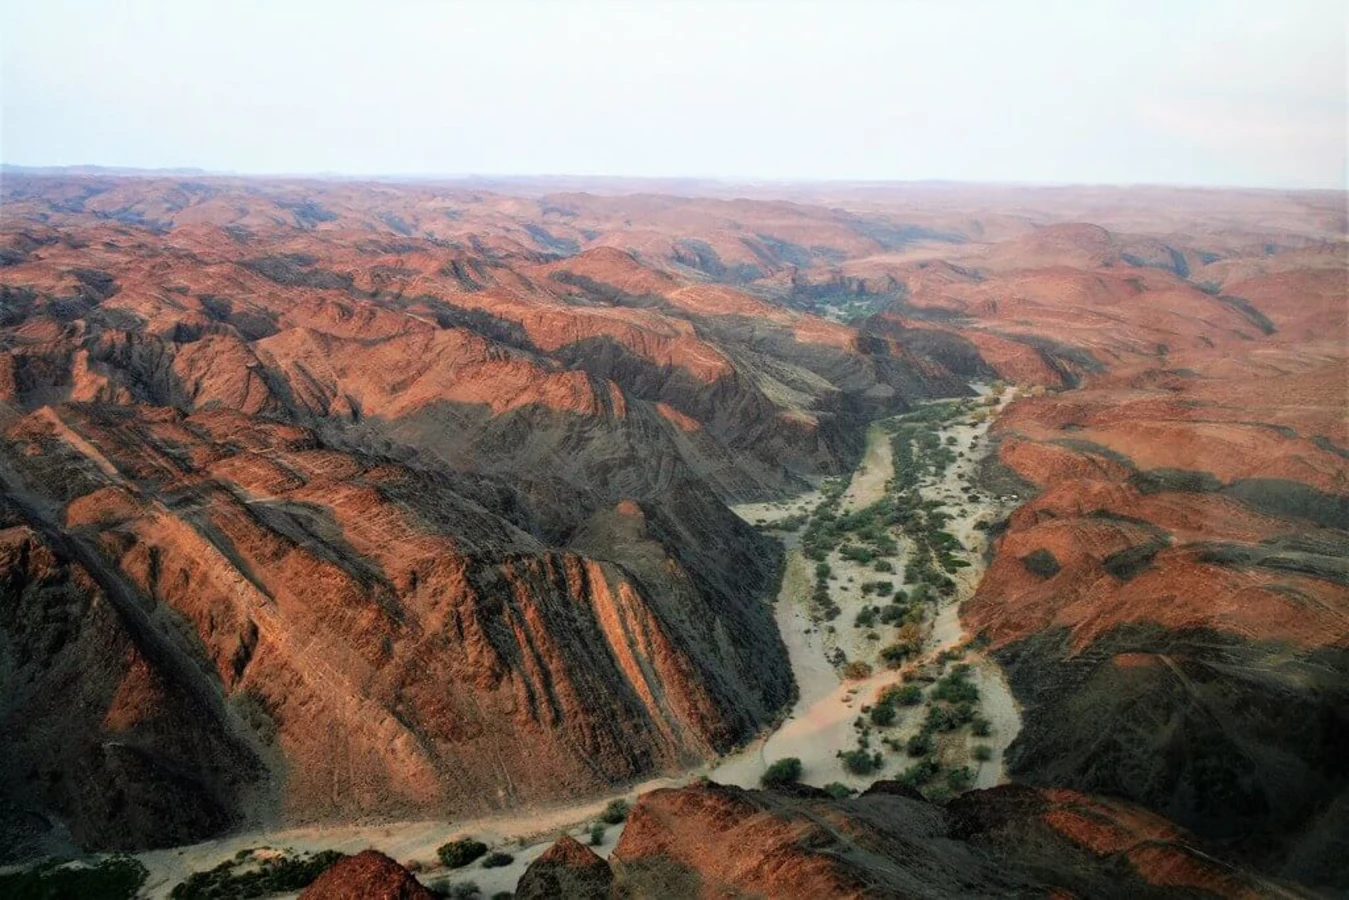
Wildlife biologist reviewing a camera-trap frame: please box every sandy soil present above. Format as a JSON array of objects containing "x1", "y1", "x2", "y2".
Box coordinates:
[
  {"x1": 136, "y1": 796, "x2": 637, "y2": 899},
  {"x1": 132, "y1": 386, "x2": 1024, "y2": 898},
  {"x1": 706, "y1": 549, "x2": 895, "y2": 792},
  {"x1": 710, "y1": 425, "x2": 901, "y2": 793},
  {"x1": 715, "y1": 390, "x2": 1023, "y2": 792},
  {"x1": 913, "y1": 386, "x2": 1022, "y2": 786},
  {"x1": 839, "y1": 423, "x2": 893, "y2": 514}
]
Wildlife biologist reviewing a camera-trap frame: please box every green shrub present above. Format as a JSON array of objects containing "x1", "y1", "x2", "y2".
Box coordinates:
[
  {"x1": 947, "y1": 767, "x2": 975, "y2": 791},
  {"x1": 599, "y1": 799, "x2": 630, "y2": 825},
  {"x1": 842, "y1": 660, "x2": 873, "y2": 679},
  {"x1": 839, "y1": 749, "x2": 882, "y2": 775},
  {"x1": 971, "y1": 717, "x2": 992, "y2": 737},
  {"x1": 906, "y1": 732, "x2": 933, "y2": 756},
  {"x1": 924, "y1": 704, "x2": 972, "y2": 732},
  {"x1": 869, "y1": 704, "x2": 896, "y2": 727},
  {"x1": 932, "y1": 667, "x2": 980, "y2": 705},
  {"x1": 481, "y1": 852, "x2": 514, "y2": 869},
  {"x1": 761, "y1": 757, "x2": 803, "y2": 788},
  {"x1": 973, "y1": 745, "x2": 994, "y2": 762},
  {"x1": 822, "y1": 782, "x2": 855, "y2": 799},
  {"x1": 589, "y1": 823, "x2": 607, "y2": 846},
  {"x1": 1, "y1": 855, "x2": 148, "y2": 900},
  {"x1": 873, "y1": 559, "x2": 894, "y2": 573},
  {"x1": 1020, "y1": 549, "x2": 1061, "y2": 578},
  {"x1": 879, "y1": 643, "x2": 911, "y2": 667},
  {"x1": 897, "y1": 757, "x2": 939, "y2": 787},
  {"x1": 925, "y1": 784, "x2": 953, "y2": 804},
  {"x1": 878, "y1": 603, "x2": 906, "y2": 625},
  {"x1": 438, "y1": 839, "x2": 489, "y2": 869},
  {"x1": 882, "y1": 683, "x2": 923, "y2": 706},
  {"x1": 170, "y1": 850, "x2": 346, "y2": 899}
]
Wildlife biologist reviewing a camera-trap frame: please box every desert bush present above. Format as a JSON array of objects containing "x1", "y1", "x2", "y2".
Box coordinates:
[
  {"x1": 171, "y1": 850, "x2": 345, "y2": 899},
  {"x1": 925, "y1": 784, "x2": 953, "y2": 804},
  {"x1": 973, "y1": 744, "x2": 994, "y2": 761},
  {"x1": 1020, "y1": 549, "x2": 1061, "y2": 578},
  {"x1": 842, "y1": 660, "x2": 873, "y2": 680},
  {"x1": 823, "y1": 782, "x2": 855, "y2": 799},
  {"x1": 878, "y1": 603, "x2": 906, "y2": 625},
  {"x1": 947, "y1": 767, "x2": 975, "y2": 791},
  {"x1": 438, "y1": 839, "x2": 488, "y2": 869},
  {"x1": 840, "y1": 544, "x2": 876, "y2": 564},
  {"x1": 839, "y1": 749, "x2": 882, "y2": 775},
  {"x1": 877, "y1": 643, "x2": 905, "y2": 666},
  {"x1": 906, "y1": 732, "x2": 934, "y2": 756},
  {"x1": 880, "y1": 683, "x2": 924, "y2": 706},
  {"x1": 924, "y1": 703, "x2": 973, "y2": 732},
  {"x1": 897, "y1": 757, "x2": 940, "y2": 787},
  {"x1": 896, "y1": 621, "x2": 924, "y2": 649},
  {"x1": 1, "y1": 855, "x2": 148, "y2": 900},
  {"x1": 761, "y1": 757, "x2": 803, "y2": 787},
  {"x1": 932, "y1": 666, "x2": 979, "y2": 704},
  {"x1": 599, "y1": 799, "x2": 630, "y2": 824},
  {"x1": 589, "y1": 823, "x2": 607, "y2": 846},
  {"x1": 869, "y1": 704, "x2": 896, "y2": 726},
  {"x1": 481, "y1": 852, "x2": 514, "y2": 869}
]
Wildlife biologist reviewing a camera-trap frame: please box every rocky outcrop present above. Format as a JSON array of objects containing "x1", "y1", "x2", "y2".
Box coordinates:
[
  {"x1": 515, "y1": 780, "x2": 1273, "y2": 898},
  {"x1": 964, "y1": 344, "x2": 1348, "y2": 889},
  {"x1": 298, "y1": 851, "x2": 435, "y2": 900},
  {"x1": 0, "y1": 508, "x2": 263, "y2": 861},
  {"x1": 0, "y1": 404, "x2": 793, "y2": 838},
  {"x1": 515, "y1": 835, "x2": 613, "y2": 900}
]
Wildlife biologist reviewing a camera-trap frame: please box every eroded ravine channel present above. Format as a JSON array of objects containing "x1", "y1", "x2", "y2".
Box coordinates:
[{"x1": 133, "y1": 384, "x2": 1024, "y2": 898}]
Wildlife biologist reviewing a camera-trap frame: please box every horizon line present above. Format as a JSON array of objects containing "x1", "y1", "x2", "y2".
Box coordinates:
[{"x1": 2, "y1": 163, "x2": 1344, "y2": 195}]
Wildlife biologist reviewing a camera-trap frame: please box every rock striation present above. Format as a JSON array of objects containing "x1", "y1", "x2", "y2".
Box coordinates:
[{"x1": 0, "y1": 174, "x2": 1343, "y2": 894}]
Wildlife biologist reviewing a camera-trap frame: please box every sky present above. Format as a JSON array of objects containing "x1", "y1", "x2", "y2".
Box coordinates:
[{"x1": 2, "y1": 0, "x2": 1345, "y2": 189}]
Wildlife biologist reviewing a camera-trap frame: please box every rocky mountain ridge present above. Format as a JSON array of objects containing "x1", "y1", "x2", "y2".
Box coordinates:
[{"x1": 1, "y1": 175, "x2": 1344, "y2": 893}]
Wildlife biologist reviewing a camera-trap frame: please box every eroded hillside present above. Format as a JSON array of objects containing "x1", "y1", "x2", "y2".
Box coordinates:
[
  {"x1": 0, "y1": 175, "x2": 981, "y2": 855},
  {"x1": 0, "y1": 175, "x2": 1344, "y2": 891}
]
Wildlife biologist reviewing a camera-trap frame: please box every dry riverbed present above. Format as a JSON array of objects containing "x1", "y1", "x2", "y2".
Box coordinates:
[
  {"x1": 131, "y1": 386, "x2": 1023, "y2": 899},
  {"x1": 719, "y1": 385, "x2": 1022, "y2": 794}
]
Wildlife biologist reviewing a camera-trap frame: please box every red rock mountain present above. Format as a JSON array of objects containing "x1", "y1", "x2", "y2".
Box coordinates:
[
  {"x1": 515, "y1": 780, "x2": 1276, "y2": 898},
  {"x1": 299, "y1": 850, "x2": 435, "y2": 900},
  {"x1": 0, "y1": 174, "x2": 1344, "y2": 891}
]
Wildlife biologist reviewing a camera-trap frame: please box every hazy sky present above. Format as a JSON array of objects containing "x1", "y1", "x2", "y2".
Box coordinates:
[{"x1": 3, "y1": 0, "x2": 1345, "y2": 188}]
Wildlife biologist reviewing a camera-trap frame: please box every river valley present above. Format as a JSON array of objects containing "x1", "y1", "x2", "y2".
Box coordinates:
[{"x1": 133, "y1": 384, "x2": 1024, "y2": 899}]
